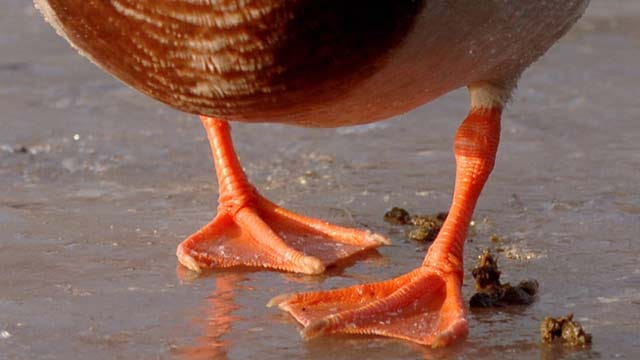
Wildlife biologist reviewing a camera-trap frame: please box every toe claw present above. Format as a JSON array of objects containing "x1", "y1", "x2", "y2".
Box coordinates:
[
  {"x1": 299, "y1": 256, "x2": 325, "y2": 275},
  {"x1": 176, "y1": 246, "x2": 202, "y2": 273},
  {"x1": 266, "y1": 293, "x2": 295, "y2": 308},
  {"x1": 431, "y1": 318, "x2": 469, "y2": 348},
  {"x1": 301, "y1": 319, "x2": 330, "y2": 340},
  {"x1": 366, "y1": 231, "x2": 392, "y2": 246}
]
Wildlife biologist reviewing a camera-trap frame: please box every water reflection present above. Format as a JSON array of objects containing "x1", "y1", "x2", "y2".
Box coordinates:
[
  {"x1": 540, "y1": 344, "x2": 601, "y2": 360},
  {"x1": 176, "y1": 270, "x2": 245, "y2": 360}
]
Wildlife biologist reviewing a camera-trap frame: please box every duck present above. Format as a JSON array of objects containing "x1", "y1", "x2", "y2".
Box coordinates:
[{"x1": 34, "y1": 0, "x2": 590, "y2": 347}]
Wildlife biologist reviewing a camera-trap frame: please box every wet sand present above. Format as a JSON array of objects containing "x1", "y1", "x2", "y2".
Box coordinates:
[{"x1": 1, "y1": 1, "x2": 639, "y2": 359}]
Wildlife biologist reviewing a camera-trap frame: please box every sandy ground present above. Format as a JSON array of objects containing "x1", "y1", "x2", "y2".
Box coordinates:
[{"x1": 1, "y1": 1, "x2": 639, "y2": 359}]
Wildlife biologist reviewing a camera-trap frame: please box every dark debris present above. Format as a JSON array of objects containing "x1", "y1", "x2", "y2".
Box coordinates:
[
  {"x1": 469, "y1": 249, "x2": 539, "y2": 308},
  {"x1": 383, "y1": 207, "x2": 411, "y2": 225},
  {"x1": 1, "y1": 144, "x2": 30, "y2": 154},
  {"x1": 540, "y1": 314, "x2": 592, "y2": 347},
  {"x1": 383, "y1": 207, "x2": 447, "y2": 242}
]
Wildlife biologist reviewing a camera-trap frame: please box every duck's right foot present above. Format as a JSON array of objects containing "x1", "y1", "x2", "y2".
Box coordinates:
[{"x1": 268, "y1": 265, "x2": 468, "y2": 347}]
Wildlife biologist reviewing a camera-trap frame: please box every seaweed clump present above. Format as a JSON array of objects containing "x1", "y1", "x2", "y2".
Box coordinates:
[
  {"x1": 469, "y1": 249, "x2": 539, "y2": 308},
  {"x1": 540, "y1": 314, "x2": 592, "y2": 347},
  {"x1": 383, "y1": 207, "x2": 447, "y2": 242}
]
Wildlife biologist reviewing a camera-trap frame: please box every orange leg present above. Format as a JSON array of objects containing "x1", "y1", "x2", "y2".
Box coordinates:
[
  {"x1": 269, "y1": 104, "x2": 502, "y2": 346},
  {"x1": 176, "y1": 117, "x2": 389, "y2": 275}
]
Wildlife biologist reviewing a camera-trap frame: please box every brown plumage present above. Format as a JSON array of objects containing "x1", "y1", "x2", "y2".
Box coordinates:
[
  {"x1": 35, "y1": 1, "x2": 587, "y2": 126},
  {"x1": 36, "y1": 0, "x2": 426, "y2": 124}
]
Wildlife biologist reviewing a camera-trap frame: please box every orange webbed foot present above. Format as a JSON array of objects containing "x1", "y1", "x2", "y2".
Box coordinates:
[
  {"x1": 270, "y1": 98, "x2": 503, "y2": 346},
  {"x1": 176, "y1": 194, "x2": 388, "y2": 275},
  {"x1": 268, "y1": 266, "x2": 468, "y2": 347},
  {"x1": 176, "y1": 116, "x2": 389, "y2": 275}
]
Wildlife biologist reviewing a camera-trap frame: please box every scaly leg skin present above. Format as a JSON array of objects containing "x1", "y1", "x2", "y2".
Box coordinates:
[
  {"x1": 176, "y1": 117, "x2": 390, "y2": 275},
  {"x1": 269, "y1": 86, "x2": 503, "y2": 346}
]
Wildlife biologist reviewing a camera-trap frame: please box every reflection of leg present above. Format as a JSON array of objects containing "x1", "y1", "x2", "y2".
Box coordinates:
[
  {"x1": 207, "y1": 276, "x2": 240, "y2": 341},
  {"x1": 177, "y1": 117, "x2": 389, "y2": 275},
  {"x1": 271, "y1": 94, "x2": 502, "y2": 347},
  {"x1": 178, "y1": 274, "x2": 242, "y2": 360}
]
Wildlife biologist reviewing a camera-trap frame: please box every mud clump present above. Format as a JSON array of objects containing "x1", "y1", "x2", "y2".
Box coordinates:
[
  {"x1": 469, "y1": 249, "x2": 539, "y2": 308},
  {"x1": 383, "y1": 207, "x2": 411, "y2": 225},
  {"x1": 383, "y1": 207, "x2": 447, "y2": 242},
  {"x1": 540, "y1": 314, "x2": 592, "y2": 347}
]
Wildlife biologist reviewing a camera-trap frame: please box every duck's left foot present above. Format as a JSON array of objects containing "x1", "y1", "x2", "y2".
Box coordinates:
[
  {"x1": 176, "y1": 193, "x2": 389, "y2": 275},
  {"x1": 176, "y1": 117, "x2": 389, "y2": 275},
  {"x1": 268, "y1": 265, "x2": 467, "y2": 347}
]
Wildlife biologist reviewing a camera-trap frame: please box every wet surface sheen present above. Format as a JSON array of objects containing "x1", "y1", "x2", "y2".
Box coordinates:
[{"x1": 1, "y1": 1, "x2": 639, "y2": 359}]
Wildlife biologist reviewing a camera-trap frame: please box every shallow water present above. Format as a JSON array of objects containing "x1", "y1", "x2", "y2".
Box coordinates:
[{"x1": 1, "y1": 1, "x2": 639, "y2": 359}]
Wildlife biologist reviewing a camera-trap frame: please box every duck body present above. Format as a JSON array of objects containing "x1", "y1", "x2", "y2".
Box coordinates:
[{"x1": 35, "y1": 0, "x2": 588, "y2": 126}]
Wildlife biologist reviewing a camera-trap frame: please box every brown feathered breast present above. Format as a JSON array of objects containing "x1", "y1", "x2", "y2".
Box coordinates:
[
  {"x1": 35, "y1": 0, "x2": 425, "y2": 124},
  {"x1": 35, "y1": 1, "x2": 590, "y2": 126}
]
